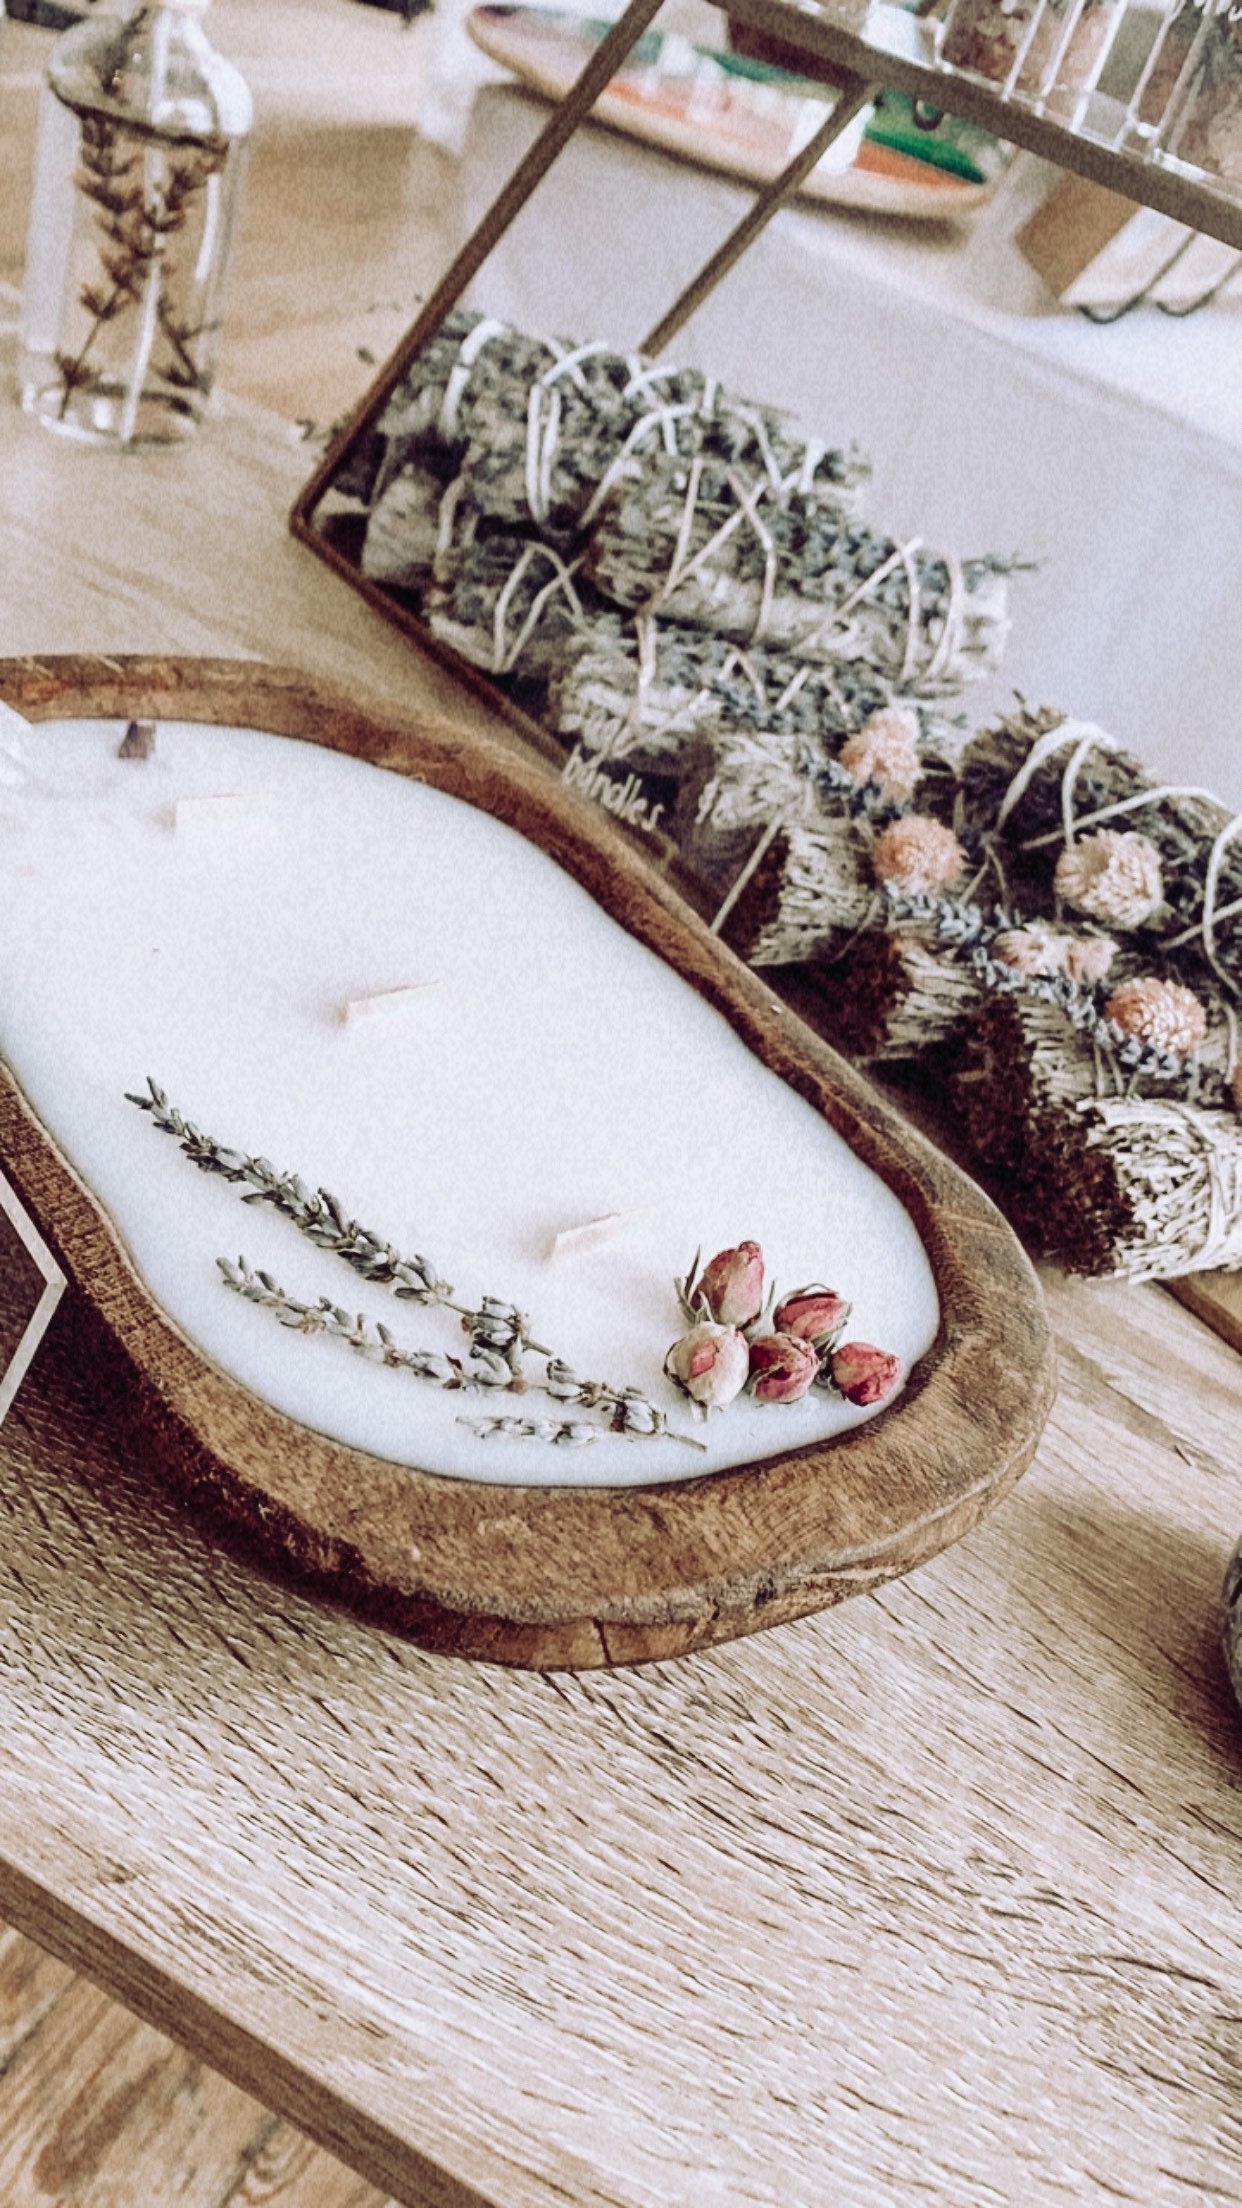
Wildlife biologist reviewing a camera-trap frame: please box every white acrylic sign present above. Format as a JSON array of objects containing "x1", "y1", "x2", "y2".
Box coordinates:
[{"x1": 0, "y1": 1164, "x2": 66, "y2": 1430}]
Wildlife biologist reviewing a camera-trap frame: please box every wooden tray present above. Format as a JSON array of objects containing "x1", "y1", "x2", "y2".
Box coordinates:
[{"x1": 0, "y1": 656, "x2": 1055, "y2": 1669}]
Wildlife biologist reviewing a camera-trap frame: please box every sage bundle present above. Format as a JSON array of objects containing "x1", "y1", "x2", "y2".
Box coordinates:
[
  {"x1": 547, "y1": 613, "x2": 919, "y2": 775},
  {"x1": 717, "y1": 819, "x2": 877, "y2": 968},
  {"x1": 673, "y1": 731, "x2": 835, "y2": 897},
  {"x1": 361, "y1": 308, "x2": 866, "y2": 548},
  {"x1": 947, "y1": 991, "x2": 1242, "y2": 1280},
  {"x1": 675, "y1": 697, "x2": 957, "y2": 904},
  {"x1": 807, "y1": 922, "x2": 988, "y2": 1062},
  {"x1": 422, "y1": 532, "x2": 590, "y2": 690},
  {"x1": 586, "y1": 455, "x2": 1014, "y2": 688}
]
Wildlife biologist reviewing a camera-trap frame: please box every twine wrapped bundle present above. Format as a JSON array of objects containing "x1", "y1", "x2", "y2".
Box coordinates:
[
  {"x1": 810, "y1": 923, "x2": 987, "y2": 1062},
  {"x1": 586, "y1": 455, "x2": 1012, "y2": 688},
  {"x1": 547, "y1": 612, "x2": 922, "y2": 773},
  {"x1": 719, "y1": 819, "x2": 877, "y2": 966},
  {"x1": 948, "y1": 991, "x2": 1242, "y2": 1280},
  {"x1": 361, "y1": 309, "x2": 865, "y2": 558},
  {"x1": 361, "y1": 467, "x2": 462, "y2": 591},
  {"x1": 673, "y1": 730, "x2": 820, "y2": 896},
  {"x1": 421, "y1": 533, "x2": 590, "y2": 692},
  {"x1": 960, "y1": 708, "x2": 1242, "y2": 998}
]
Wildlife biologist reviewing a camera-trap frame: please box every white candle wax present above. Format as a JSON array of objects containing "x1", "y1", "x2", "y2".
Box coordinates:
[{"x1": 0, "y1": 719, "x2": 939, "y2": 1487}]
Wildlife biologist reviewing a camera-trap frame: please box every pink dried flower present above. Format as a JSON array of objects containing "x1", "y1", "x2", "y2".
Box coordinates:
[
  {"x1": 1062, "y1": 934, "x2": 1117, "y2": 986},
  {"x1": 695, "y1": 1240, "x2": 765, "y2": 1327},
  {"x1": 773, "y1": 1285, "x2": 850, "y2": 1349},
  {"x1": 1054, "y1": 830, "x2": 1163, "y2": 929},
  {"x1": 872, "y1": 816, "x2": 967, "y2": 898},
  {"x1": 838, "y1": 705, "x2": 922, "y2": 802},
  {"x1": 830, "y1": 1341, "x2": 903, "y2": 1407},
  {"x1": 992, "y1": 924, "x2": 1071, "y2": 978},
  {"x1": 665, "y1": 1322, "x2": 750, "y2": 1412},
  {"x1": 748, "y1": 1332, "x2": 820, "y2": 1404},
  {"x1": 1104, "y1": 975, "x2": 1207, "y2": 1058}
]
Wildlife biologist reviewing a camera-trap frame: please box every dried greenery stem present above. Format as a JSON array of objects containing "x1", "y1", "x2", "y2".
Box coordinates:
[
  {"x1": 131, "y1": 1079, "x2": 697, "y2": 1448},
  {"x1": 465, "y1": 1417, "x2": 601, "y2": 1447},
  {"x1": 57, "y1": 107, "x2": 226, "y2": 419},
  {"x1": 218, "y1": 1257, "x2": 508, "y2": 1391},
  {"x1": 218, "y1": 1254, "x2": 699, "y2": 1443}
]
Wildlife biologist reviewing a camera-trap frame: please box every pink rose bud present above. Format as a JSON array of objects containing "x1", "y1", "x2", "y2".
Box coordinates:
[
  {"x1": 665, "y1": 1322, "x2": 751, "y2": 1411},
  {"x1": 697, "y1": 1240, "x2": 765, "y2": 1327},
  {"x1": 773, "y1": 1286, "x2": 850, "y2": 1350},
  {"x1": 747, "y1": 1332, "x2": 821, "y2": 1404},
  {"x1": 830, "y1": 1341, "x2": 903, "y2": 1407}
]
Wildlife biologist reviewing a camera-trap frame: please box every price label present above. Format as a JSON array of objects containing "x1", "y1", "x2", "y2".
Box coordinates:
[{"x1": 0, "y1": 1168, "x2": 66, "y2": 1430}]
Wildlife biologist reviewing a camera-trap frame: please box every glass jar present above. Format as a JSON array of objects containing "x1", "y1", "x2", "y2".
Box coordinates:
[
  {"x1": 939, "y1": 0, "x2": 1126, "y2": 106},
  {"x1": 19, "y1": 0, "x2": 252, "y2": 446},
  {"x1": 1015, "y1": 0, "x2": 1129, "y2": 118},
  {"x1": 1152, "y1": 7, "x2": 1242, "y2": 191},
  {"x1": 1122, "y1": 0, "x2": 1204, "y2": 149},
  {"x1": 940, "y1": 0, "x2": 1045, "y2": 86}
]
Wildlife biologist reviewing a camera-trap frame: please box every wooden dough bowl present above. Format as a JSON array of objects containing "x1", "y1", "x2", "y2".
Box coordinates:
[{"x1": 0, "y1": 656, "x2": 1055, "y2": 1669}]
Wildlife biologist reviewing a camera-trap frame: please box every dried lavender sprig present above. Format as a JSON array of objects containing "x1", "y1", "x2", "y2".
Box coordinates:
[
  {"x1": 218, "y1": 1257, "x2": 703, "y2": 1448},
  {"x1": 462, "y1": 1416, "x2": 601, "y2": 1447},
  {"x1": 140, "y1": 1080, "x2": 695, "y2": 1447},
  {"x1": 542, "y1": 1359, "x2": 705, "y2": 1449},
  {"x1": 127, "y1": 1078, "x2": 545, "y2": 1360},
  {"x1": 217, "y1": 1256, "x2": 508, "y2": 1389}
]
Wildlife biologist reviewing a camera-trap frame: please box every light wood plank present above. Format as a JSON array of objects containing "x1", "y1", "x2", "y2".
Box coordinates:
[
  {"x1": 1167, "y1": 1271, "x2": 1242, "y2": 1363},
  {"x1": 0, "y1": 1928, "x2": 395, "y2": 2208},
  {"x1": 0, "y1": 1971, "x2": 270, "y2": 2208},
  {"x1": 0, "y1": 1267, "x2": 1240, "y2": 2207},
  {"x1": 0, "y1": 1928, "x2": 74, "y2": 2073}
]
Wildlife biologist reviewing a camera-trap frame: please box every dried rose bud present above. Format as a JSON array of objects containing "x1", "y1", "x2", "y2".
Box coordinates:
[
  {"x1": 773, "y1": 1286, "x2": 850, "y2": 1349},
  {"x1": 696, "y1": 1240, "x2": 765, "y2": 1327},
  {"x1": 830, "y1": 1341, "x2": 903, "y2": 1407},
  {"x1": 872, "y1": 815, "x2": 967, "y2": 899},
  {"x1": 1104, "y1": 975, "x2": 1207, "y2": 1058},
  {"x1": 838, "y1": 705, "x2": 922, "y2": 802},
  {"x1": 1062, "y1": 934, "x2": 1117, "y2": 986},
  {"x1": 665, "y1": 1322, "x2": 750, "y2": 1412},
  {"x1": 748, "y1": 1332, "x2": 820, "y2": 1404},
  {"x1": 1054, "y1": 830, "x2": 1162, "y2": 929}
]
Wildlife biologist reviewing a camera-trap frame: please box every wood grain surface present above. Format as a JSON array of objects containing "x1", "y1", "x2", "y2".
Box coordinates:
[
  {"x1": 0, "y1": 282, "x2": 1238, "y2": 2208},
  {"x1": 0, "y1": 1260, "x2": 1239, "y2": 2207},
  {"x1": 0, "y1": 655, "x2": 1052, "y2": 1667}
]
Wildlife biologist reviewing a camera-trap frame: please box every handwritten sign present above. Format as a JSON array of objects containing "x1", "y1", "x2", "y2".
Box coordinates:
[
  {"x1": 560, "y1": 744, "x2": 671, "y2": 838},
  {"x1": 0, "y1": 1166, "x2": 65, "y2": 1430}
]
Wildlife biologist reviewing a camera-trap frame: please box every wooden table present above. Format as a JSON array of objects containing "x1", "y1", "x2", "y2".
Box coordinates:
[{"x1": 1, "y1": 359, "x2": 1241, "y2": 2208}]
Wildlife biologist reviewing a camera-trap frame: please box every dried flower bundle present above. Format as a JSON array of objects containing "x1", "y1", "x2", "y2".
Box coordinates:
[
  {"x1": 947, "y1": 994, "x2": 1242, "y2": 1280},
  {"x1": 547, "y1": 614, "x2": 924, "y2": 775},
  {"x1": 718, "y1": 819, "x2": 876, "y2": 969},
  {"x1": 959, "y1": 708, "x2": 1242, "y2": 998}
]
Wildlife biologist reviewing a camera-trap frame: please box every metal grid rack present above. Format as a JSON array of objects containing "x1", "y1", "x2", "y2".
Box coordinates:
[{"x1": 291, "y1": 0, "x2": 1242, "y2": 738}]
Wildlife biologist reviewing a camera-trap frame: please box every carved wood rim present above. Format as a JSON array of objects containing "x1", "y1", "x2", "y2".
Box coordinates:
[{"x1": 0, "y1": 656, "x2": 1055, "y2": 1667}]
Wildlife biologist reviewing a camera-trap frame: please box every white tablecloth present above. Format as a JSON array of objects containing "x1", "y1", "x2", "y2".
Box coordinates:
[{"x1": 453, "y1": 83, "x2": 1242, "y2": 806}]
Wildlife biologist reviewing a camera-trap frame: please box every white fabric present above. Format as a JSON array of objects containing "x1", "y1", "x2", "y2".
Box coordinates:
[{"x1": 455, "y1": 85, "x2": 1242, "y2": 805}]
